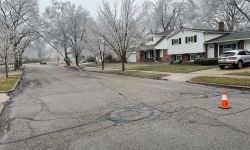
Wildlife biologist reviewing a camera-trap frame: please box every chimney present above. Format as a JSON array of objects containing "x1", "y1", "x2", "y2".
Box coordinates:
[{"x1": 219, "y1": 21, "x2": 225, "y2": 31}]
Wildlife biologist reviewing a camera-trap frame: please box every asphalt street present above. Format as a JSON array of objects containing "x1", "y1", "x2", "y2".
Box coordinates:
[{"x1": 0, "y1": 64, "x2": 250, "y2": 150}]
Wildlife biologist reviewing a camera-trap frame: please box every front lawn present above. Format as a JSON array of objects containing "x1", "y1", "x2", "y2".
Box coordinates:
[
  {"x1": 84, "y1": 63, "x2": 146, "y2": 70},
  {"x1": 92, "y1": 70, "x2": 167, "y2": 80},
  {"x1": 85, "y1": 63, "x2": 217, "y2": 73},
  {"x1": 226, "y1": 71, "x2": 250, "y2": 76},
  {"x1": 0, "y1": 76, "x2": 20, "y2": 92},
  {"x1": 129, "y1": 64, "x2": 217, "y2": 73},
  {"x1": 191, "y1": 76, "x2": 250, "y2": 87}
]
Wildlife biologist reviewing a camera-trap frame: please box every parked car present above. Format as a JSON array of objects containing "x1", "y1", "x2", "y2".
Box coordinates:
[
  {"x1": 218, "y1": 50, "x2": 250, "y2": 69},
  {"x1": 40, "y1": 60, "x2": 47, "y2": 65}
]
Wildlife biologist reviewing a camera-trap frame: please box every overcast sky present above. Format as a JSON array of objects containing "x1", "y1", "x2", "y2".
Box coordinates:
[{"x1": 39, "y1": 0, "x2": 157, "y2": 17}]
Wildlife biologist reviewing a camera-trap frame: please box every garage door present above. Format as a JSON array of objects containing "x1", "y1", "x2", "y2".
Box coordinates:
[
  {"x1": 246, "y1": 43, "x2": 250, "y2": 51},
  {"x1": 127, "y1": 52, "x2": 136, "y2": 63}
]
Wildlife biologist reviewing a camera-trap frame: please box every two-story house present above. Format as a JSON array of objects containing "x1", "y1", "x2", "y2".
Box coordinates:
[
  {"x1": 159, "y1": 22, "x2": 231, "y2": 63},
  {"x1": 135, "y1": 22, "x2": 250, "y2": 63}
]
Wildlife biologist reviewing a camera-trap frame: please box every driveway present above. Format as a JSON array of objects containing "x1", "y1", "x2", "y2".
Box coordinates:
[{"x1": 0, "y1": 64, "x2": 250, "y2": 150}]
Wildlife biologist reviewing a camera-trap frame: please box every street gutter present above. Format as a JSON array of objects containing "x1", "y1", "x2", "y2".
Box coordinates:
[{"x1": 187, "y1": 80, "x2": 250, "y2": 90}]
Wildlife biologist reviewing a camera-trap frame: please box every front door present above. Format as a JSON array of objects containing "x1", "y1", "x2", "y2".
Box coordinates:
[{"x1": 156, "y1": 50, "x2": 161, "y2": 61}]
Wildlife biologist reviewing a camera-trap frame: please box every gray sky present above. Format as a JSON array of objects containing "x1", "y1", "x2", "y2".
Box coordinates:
[{"x1": 39, "y1": 0, "x2": 157, "y2": 17}]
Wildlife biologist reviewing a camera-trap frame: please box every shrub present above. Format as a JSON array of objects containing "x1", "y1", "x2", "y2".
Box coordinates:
[
  {"x1": 195, "y1": 58, "x2": 218, "y2": 65},
  {"x1": 105, "y1": 54, "x2": 119, "y2": 63},
  {"x1": 87, "y1": 56, "x2": 96, "y2": 62}
]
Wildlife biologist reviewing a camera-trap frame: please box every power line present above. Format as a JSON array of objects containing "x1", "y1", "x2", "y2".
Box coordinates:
[{"x1": 4, "y1": 0, "x2": 65, "y2": 58}]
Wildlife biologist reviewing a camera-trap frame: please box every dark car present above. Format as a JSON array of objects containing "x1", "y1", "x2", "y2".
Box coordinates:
[{"x1": 40, "y1": 60, "x2": 47, "y2": 65}]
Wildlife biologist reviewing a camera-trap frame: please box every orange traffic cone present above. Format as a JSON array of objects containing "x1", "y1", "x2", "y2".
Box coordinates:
[{"x1": 219, "y1": 90, "x2": 231, "y2": 109}]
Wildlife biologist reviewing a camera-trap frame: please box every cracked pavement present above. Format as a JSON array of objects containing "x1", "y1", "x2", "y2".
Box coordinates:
[{"x1": 0, "y1": 64, "x2": 250, "y2": 150}]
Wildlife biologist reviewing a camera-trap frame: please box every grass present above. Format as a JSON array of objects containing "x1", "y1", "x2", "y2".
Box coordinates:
[
  {"x1": 226, "y1": 71, "x2": 250, "y2": 76},
  {"x1": 129, "y1": 64, "x2": 217, "y2": 73},
  {"x1": 84, "y1": 63, "x2": 217, "y2": 73},
  {"x1": 191, "y1": 76, "x2": 250, "y2": 87},
  {"x1": 93, "y1": 70, "x2": 167, "y2": 80},
  {"x1": 0, "y1": 76, "x2": 20, "y2": 92},
  {"x1": 83, "y1": 63, "x2": 146, "y2": 70}
]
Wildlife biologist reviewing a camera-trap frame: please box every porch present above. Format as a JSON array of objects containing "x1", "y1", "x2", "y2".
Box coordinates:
[{"x1": 136, "y1": 49, "x2": 170, "y2": 63}]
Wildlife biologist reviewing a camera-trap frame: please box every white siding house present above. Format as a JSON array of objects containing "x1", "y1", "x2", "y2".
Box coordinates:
[
  {"x1": 246, "y1": 40, "x2": 250, "y2": 51},
  {"x1": 165, "y1": 28, "x2": 228, "y2": 62},
  {"x1": 137, "y1": 22, "x2": 250, "y2": 63},
  {"x1": 205, "y1": 31, "x2": 250, "y2": 58}
]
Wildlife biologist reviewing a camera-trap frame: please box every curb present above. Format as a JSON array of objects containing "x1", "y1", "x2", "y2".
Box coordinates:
[
  {"x1": 0, "y1": 103, "x2": 4, "y2": 114},
  {"x1": 0, "y1": 71, "x2": 24, "y2": 115},
  {"x1": 187, "y1": 80, "x2": 250, "y2": 90},
  {"x1": 0, "y1": 71, "x2": 24, "y2": 94}
]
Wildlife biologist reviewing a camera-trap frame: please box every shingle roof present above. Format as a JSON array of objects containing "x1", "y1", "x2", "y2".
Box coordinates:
[
  {"x1": 205, "y1": 31, "x2": 250, "y2": 43},
  {"x1": 166, "y1": 28, "x2": 232, "y2": 39},
  {"x1": 139, "y1": 31, "x2": 173, "y2": 50}
]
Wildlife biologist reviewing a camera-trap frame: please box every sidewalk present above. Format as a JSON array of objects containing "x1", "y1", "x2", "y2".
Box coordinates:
[
  {"x1": 86, "y1": 67, "x2": 250, "y2": 82},
  {"x1": 0, "y1": 69, "x2": 23, "y2": 114},
  {"x1": 0, "y1": 93, "x2": 10, "y2": 114}
]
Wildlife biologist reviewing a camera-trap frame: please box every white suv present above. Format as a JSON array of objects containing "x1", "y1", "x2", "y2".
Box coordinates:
[{"x1": 218, "y1": 50, "x2": 250, "y2": 69}]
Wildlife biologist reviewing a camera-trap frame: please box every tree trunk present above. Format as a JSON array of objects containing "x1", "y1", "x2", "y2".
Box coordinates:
[
  {"x1": 102, "y1": 60, "x2": 105, "y2": 70},
  {"x1": 122, "y1": 61, "x2": 125, "y2": 71},
  {"x1": 64, "y1": 56, "x2": 71, "y2": 66},
  {"x1": 121, "y1": 55, "x2": 126, "y2": 71},
  {"x1": 18, "y1": 54, "x2": 22, "y2": 68},
  {"x1": 14, "y1": 56, "x2": 18, "y2": 71},
  {"x1": 100, "y1": 51, "x2": 105, "y2": 70},
  {"x1": 75, "y1": 56, "x2": 79, "y2": 67},
  {"x1": 64, "y1": 47, "x2": 70, "y2": 66},
  {"x1": 5, "y1": 63, "x2": 8, "y2": 78}
]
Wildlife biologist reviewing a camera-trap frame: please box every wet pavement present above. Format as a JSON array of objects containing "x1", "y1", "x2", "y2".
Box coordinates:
[{"x1": 0, "y1": 64, "x2": 250, "y2": 150}]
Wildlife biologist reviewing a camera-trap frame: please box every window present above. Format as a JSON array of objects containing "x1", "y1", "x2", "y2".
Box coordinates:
[
  {"x1": 147, "y1": 36, "x2": 153, "y2": 43},
  {"x1": 149, "y1": 50, "x2": 154, "y2": 58},
  {"x1": 219, "y1": 43, "x2": 237, "y2": 55},
  {"x1": 238, "y1": 51, "x2": 246, "y2": 55},
  {"x1": 190, "y1": 55, "x2": 196, "y2": 61},
  {"x1": 176, "y1": 55, "x2": 182, "y2": 61},
  {"x1": 172, "y1": 38, "x2": 181, "y2": 45},
  {"x1": 185, "y1": 35, "x2": 197, "y2": 43}
]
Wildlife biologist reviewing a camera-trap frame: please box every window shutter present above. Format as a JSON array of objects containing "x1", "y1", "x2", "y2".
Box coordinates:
[
  {"x1": 179, "y1": 38, "x2": 181, "y2": 44},
  {"x1": 185, "y1": 37, "x2": 187, "y2": 43},
  {"x1": 194, "y1": 35, "x2": 197, "y2": 42},
  {"x1": 172, "y1": 39, "x2": 174, "y2": 45}
]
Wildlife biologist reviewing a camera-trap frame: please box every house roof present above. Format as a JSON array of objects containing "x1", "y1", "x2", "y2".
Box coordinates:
[
  {"x1": 139, "y1": 31, "x2": 173, "y2": 50},
  {"x1": 166, "y1": 28, "x2": 232, "y2": 39},
  {"x1": 205, "y1": 31, "x2": 250, "y2": 43}
]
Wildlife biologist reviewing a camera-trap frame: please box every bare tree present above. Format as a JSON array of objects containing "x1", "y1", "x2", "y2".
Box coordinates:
[
  {"x1": 43, "y1": 1, "x2": 89, "y2": 67},
  {"x1": 66, "y1": 5, "x2": 89, "y2": 67},
  {"x1": 0, "y1": 24, "x2": 12, "y2": 78},
  {"x1": 152, "y1": 0, "x2": 187, "y2": 32},
  {"x1": 231, "y1": 0, "x2": 250, "y2": 22},
  {"x1": 0, "y1": 0, "x2": 39, "y2": 70},
  {"x1": 43, "y1": 1, "x2": 72, "y2": 66},
  {"x1": 95, "y1": 0, "x2": 149, "y2": 71}
]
